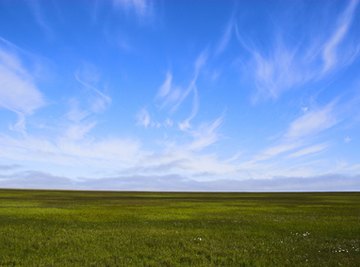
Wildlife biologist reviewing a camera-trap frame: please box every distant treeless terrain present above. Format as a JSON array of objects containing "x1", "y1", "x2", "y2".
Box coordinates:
[{"x1": 0, "y1": 190, "x2": 359, "y2": 266}]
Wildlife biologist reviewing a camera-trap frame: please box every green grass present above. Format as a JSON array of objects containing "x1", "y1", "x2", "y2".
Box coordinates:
[{"x1": 0, "y1": 190, "x2": 359, "y2": 266}]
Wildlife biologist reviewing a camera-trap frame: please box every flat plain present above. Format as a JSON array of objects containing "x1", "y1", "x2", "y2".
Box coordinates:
[{"x1": 0, "y1": 190, "x2": 359, "y2": 266}]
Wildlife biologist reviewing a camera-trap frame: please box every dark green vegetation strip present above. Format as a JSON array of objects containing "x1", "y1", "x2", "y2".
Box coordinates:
[{"x1": 0, "y1": 190, "x2": 359, "y2": 266}]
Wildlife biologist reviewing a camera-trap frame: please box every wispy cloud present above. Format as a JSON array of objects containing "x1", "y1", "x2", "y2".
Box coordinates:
[
  {"x1": 136, "y1": 107, "x2": 151, "y2": 128},
  {"x1": 64, "y1": 121, "x2": 97, "y2": 141},
  {"x1": 186, "y1": 115, "x2": 224, "y2": 151},
  {"x1": 0, "y1": 62, "x2": 132, "y2": 168},
  {"x1": 178, "y1": 87, "x2": 199, "y2": 131},
  {"x1": 0, "y1": 40, "x2": 45, "y2": 133},
  {"x1": 236, "y1": 0, "x2": 360, "y2": 102},
  {"x1": 132, "y1": 49, "x2": 228, "y2": 177},
  {"x1": 156, "y1": 72, "x2": 172, "y2": 99},
  {"x1": 74, "y1": 63, "x2": 111, "y2": 114},
  {"x1": 27, "y1": 0, "x2": 54, "y2": 38},
  {"x1": 215, "y1": 15, "x2": 235, "y2": 56},
  {"x1": 0, "y1": 134, "x2": 141, "y2": 171},
  {"x1": 252, "y1": 102, "x2": 338, "y2": 164},
  {"x1": 285, "y1": 103, "x2": 337, "y2": 140},
  {"x1": 66, "y1": 98, "x2": 89, "y2": 123},
  {"x1": 59, "y1": 63, "x2": 113, "y2": 141},
  {"x1": 171, "y1": 50, "x2": 208, "y2": 113},
  {"x1": 288, "y1": 143, "x2": 328, "y2": 158},
  {"x1": 152, "y1": 50, "x2": 209, "y2": 131},
  {"x1": 322, "y1": 0, "x2": 359, "y2": 72},
  {"x1": 255, "y1": 142, "x2": 303, "y2": 162},
  {"x1": 113, "y1": 0, "x2": 153, "y2": 19}
]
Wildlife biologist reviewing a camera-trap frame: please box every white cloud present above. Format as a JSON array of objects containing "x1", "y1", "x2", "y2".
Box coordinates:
[
  {"x1": 288, "y1": 143, "x2": 328, "y2": 158},
  {"x1": 66, "y1": 99, "x2": 89, "y2": 122},
  {"x1": 256, "y1": 142, "x2": 302, "y2": 161},
  {"x1": 251, "y1": 103, "x2": 338, "y2": 164},
  {"x1": 236, "y1": 0, "x2": 360, "y2": 102},
  {"x1": 74, "y1": 64, "x2": 112, "y2": 114},
  {"x1": 178, "y1": 85, "x2": 199, "y2": 131},
  {"x1": 132, "y1": 148, "x2": 237, "y2": 179},
  {"x1": 186, "y1": 115, "x2": 224, "y2": 151},
  {"x1": 322, "y1": 0, "x2": 359, "y2": 72},
  {"x1": 113, "y1": 0, "x2": 153, "y2": 19},
  {"x1": 215, "y1": 17, "x2": 234, "y2": 56},
  {"x1": 60, "y1": 63, "x2": 113, "y2": 141},
  {"x1": 194, "y1": 49, "x2": 208, "y2": 74},
  {"x1": 246, "y1": 42, "x2": 314, "y2": 101},
  {"x1": 285, "y1": 103, "x2": 337, "y2": 140},
  {"x1": 344, "y1": 136, "x2": 352, "y2": 143},
  {"x1": 164, "y1": 118, "x2": 173, "y2": 127},
  {"x1": 136, "y1": 107, "x2": 151, "y2": 128},
  {"x1": 27, "y1": 0, "x2": 54, "y2": 38},
  {"x1": 156, "y1": 72, "x2": 172, "y2": 99},
  {"x1": 155, "y1": 72, "x2": 184, "y2": 111},
  {"x1": 168, "y1": 50, "x2": 208, "y2": 113},
  {"x1": 0, "y1": 44, "x2": 45, "y2": 133},
  {"x1": 64, "y1": 121, "x2": 97, "y2": 141},
  {"x1": 0, "y1": 134, "x2": 141, "y2": 170},
  {"x1": 150, "y1": 51, "x2": 209, "y2": 132}
]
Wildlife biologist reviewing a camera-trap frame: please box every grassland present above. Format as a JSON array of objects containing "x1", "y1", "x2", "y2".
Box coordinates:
[{"x1": 0, "y1": 190, "x2": 359, "y2": 266}]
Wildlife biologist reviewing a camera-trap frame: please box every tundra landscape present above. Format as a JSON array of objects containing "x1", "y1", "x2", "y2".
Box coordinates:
[
  {"x1": 1, "y1": 0, "x2": 360, "y2": 266},
  {"x1": 0, "y1": 190, "x2": 359, "y2": 266}
]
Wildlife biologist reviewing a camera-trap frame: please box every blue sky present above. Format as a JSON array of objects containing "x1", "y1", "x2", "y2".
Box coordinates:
[{"x1": 0, "y1": 0, "x2": 360, "y2": 191}]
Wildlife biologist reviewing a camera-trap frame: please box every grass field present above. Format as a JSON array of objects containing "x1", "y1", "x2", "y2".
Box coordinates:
[{"x1": 0, "y1": 190, "x2": 359, "y2": 266}]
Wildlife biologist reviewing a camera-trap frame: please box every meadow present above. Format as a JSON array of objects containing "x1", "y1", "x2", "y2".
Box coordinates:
[{"x1": 0, "y1": 190, "x2": 359, "y2": 266}]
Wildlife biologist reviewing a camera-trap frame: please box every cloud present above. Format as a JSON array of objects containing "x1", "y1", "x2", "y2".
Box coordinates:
[
  {"x1": 186, "y1": 115, "x2": 224, "y2": 151},
  {"x1": 0, "y1": 47, "x2": 227, "y2": 180},
  {"x1": 215, "y1": 16, "x2": 235, "y2": 56},
  {"x1": 252, "y1": 102, "x2": 338, "y2": 163},
  {"x1": 156, "y1": 72, "x2": 172, "y2": 99},
  {"x1": 256, "y1": 142, "x2": 302, "y2": 161},
  {"x1": 322, "y1": 0, "x2": 359, "y2": 72},
  {"x1": 80, "y1": 174, "x2": 192, "y2": 191},
  {"x1": 285, "y1": 103, "x2": 337, "y2": 140},
  {"x1": 0, "y1": 134, "x2": 141, "y2": 171},
  {"x1": 150, "y1": 50, "x2": 210, "y2": 131},
  {"x1": 113, "y1": 0, "x2": 153, "y2": 19},
  {"x1": 74, "y1": 63, "x2": 112, "y2": 114},
  {"x1": 0, "y1": 164, "x2": 21, "y2": 171},
  {"x1": 236, "y1": 0, "x2": 360, "y2": 102},
  {"x1": 27, "y1": 0, "x2": 54, "y2": 38},
  {"x1": 114, "y1": 139, "x2": 236, "y2": 179},
  {"x1": 0, "y1": 171, "x2": 75, "y2": 190},
  {"x1": 288, "y1": 143, "x2": 328, "y2": 158},
  {"x1": 169, "y1": 50, "x2": 208, "y2": 113},
  {"x1": 64, "y1": 121, "x2": 97, "y2": 141},
  {"x1": 155, "y1": 72, "x2": 182, "y2": 111},
  {"x1": 178, "y1": 86, "x2": 199, "y2": 131},
  {"x1": 131, "y1": 50, "x2": 228, "y2": 177},
  {"x1": 344, "y1": 136, "x2": 352, "y2": 143},
  {"x1": 66, "y1": 98, "x2": 90, "y2": 122},
  {"x1": 136, "y1": 107, "x2": 151, "y2": 128},
  {"x1": 0, "y1": 41, "x2": 45, "y2": 133},
  {"x1": 241, "y1": 41, "x2": 316, "y2": 101},
  {"x1": 59, "y1": 63, "x2": 113, "y2": 141},
  {"x1": 167, "y1": 50, "x2": 209, "y2": 131},
  {"x1": 1, "y1": 170, "x2": 358, "y2": 191}
]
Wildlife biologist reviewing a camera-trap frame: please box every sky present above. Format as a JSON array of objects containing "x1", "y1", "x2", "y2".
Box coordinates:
[{"x1": 0, "y1": 0, "x2": 360, "y2": 191}]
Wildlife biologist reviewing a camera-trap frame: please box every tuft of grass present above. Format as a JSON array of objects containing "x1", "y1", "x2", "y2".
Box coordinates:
[{"x1": 0, "y1": 190, "x2": 359, "y2": 266}]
